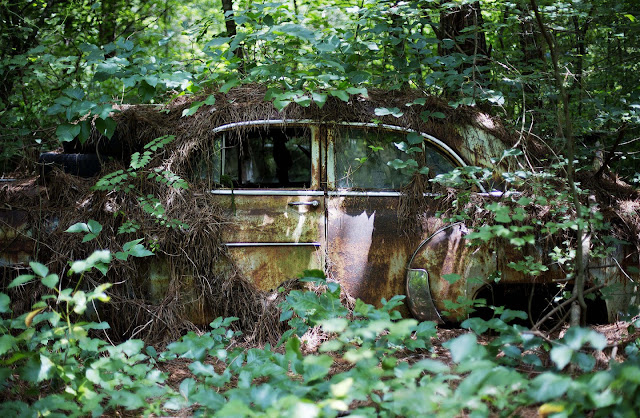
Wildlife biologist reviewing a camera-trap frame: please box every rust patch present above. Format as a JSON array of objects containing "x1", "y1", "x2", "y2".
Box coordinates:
[
  {"x1": 229, "y1": 245, "x2": 323, "y2": 291},
  {"x1": 210, "y1": 194, "x2": 324, "y2": 244},
  {"x1": 0, "y1": 209, "x2": 34, "y2": 266},
  {"x1": 327, "y1": 195, "x2": 422, "y2": 312}
]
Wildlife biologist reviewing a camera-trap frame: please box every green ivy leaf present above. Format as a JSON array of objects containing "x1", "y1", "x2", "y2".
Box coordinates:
[
  {"x1": 95, "y1": 117, "x2": 117, "y2": 139},
  {"x1": 444, "y1": 333, "x2": 483, "y2": 363},
  {"x1": 179, "y1": 377, "x2": 197, "y2": 400},
  {"x1": 182, "y1": 101, "x2": 203, "y2": 117}
]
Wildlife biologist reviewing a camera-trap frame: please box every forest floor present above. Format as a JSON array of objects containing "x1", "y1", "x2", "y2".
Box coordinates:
[{"x1": 154, "y1": 320, "x2": 640, "y2": 417}]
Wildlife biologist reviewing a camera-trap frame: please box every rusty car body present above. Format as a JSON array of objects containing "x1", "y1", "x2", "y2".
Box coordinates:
[{"x1": 1, "y1": 96, "x2": 638, "y2": 327}]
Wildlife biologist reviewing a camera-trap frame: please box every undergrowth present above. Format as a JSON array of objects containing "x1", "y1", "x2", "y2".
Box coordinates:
[{"x1": 2, "y1": 250, "x2": 640, "y2": 417}]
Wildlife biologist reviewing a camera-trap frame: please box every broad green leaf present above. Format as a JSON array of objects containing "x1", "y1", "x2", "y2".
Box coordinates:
[
  {"x1": 29, "y1": 262, "x2": 48, "y2": 278},
  {"x1": 216, "y1": 399, "x2": 254, "y2": 416},
  {"x1": 205, "y1": 37, "x2": 231, "y2": 48},
  {"x1": 0, "y1": 293, "x2": 10, "y2": 313},
  {"x1": 329, "y1": 89, "x2": 350, "y2": 102},
  {"x1": 414, "y1": 359, "x2": 450, "y2": 374},
  {"x1": 528, "y1": 372, "x2": 572, "y2": 402},
  {"x1": 8, "y1": 274, "x2": 35, "y2": 289},
  {"x1": 346, "y1": 87, "x2": 368, "y2": 97},
  {"x1": 220, "y1": 78, "x2": 239, "y2": 93},
  {"x1": 128, "y1": 244, "x2": 154, "y2": 258},
  {"x1": 190, "y1": 388, "x2": 225, "y2": 410},
  {"x1": 563, "y1": 327, "x2": 607, "y2": 351},
  {"x1": 56, "y1": 123, "x2": 81, "y2": 142},
  {"x1": 443, "y1": 273, "x2": 461, "y2": 284},
  {"x1": 303, "y1": 354, "x2": 333, "y2": 382},
  {"x1": 374, "y1": 107, "x2": 403, "y2": 117},
  {"x1": 312, "y1": 92, "x2": 328, "y2": 108},
  {"x1": 286, "y1": 336, "x2": 303, "y2": 361},
  {"x1": 110, "y1": 391, "x2": 146, "y2": 410},
  {"x1": 407, "y1": 132, "x2": 423, "y2": 145},
  {"x1": 95, "y1": 117, "x2": 116, "y2": 139},
  {"x1": 41, "y1": 274, "x2": 59, "y2": 289},
  {"x1": 37, "y1": 354, "x2": 55, "y2": 382},
  {"x1": 461, "y1": 317, "x2": 489, "y2": 334},
  {"x1": 321, "y1": 318, "x2": 348, "y2": 333},
  {"x1": 182, "y1": 101, "x2": 203, "y2": 117},
  {"x1": 179, "y1": 378, "x2": 197, "y2": 400},
  {"x1": 63, "y1": 87, "x2": 85, "y2": 100},
  {"x1": 500, "y1": 309, "x2": 528, "y2": 322},
  {"x1": 331, "y1": 377, "x2": 354, "y2": 398},
  {"x1": 444, "y1": 333, "x2": 482, "y2": 363},
  {"x1": 72, "y1": 291, "x2": 87, "y2": 314},
  {"x1": 87, "y1": 219, "x2": 102, "y2": 235},
  {"x1": 0, "y1": 334, "x2": 16, "y2": 355},
  {"x1": 574, "y1": 352, "x2": 596, "y2": 371}
]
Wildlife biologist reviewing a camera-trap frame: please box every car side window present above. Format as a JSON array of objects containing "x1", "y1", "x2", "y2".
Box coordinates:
[
  {"x1": 335, "y1": 128, "x2": 456, "y2": 190},
  {"x1": 193, "y1": 127, "x2": 311, "y2": 188}
]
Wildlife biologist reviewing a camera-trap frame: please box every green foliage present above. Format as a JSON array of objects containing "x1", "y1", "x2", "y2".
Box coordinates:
[
  {"x1": 93, "y1": 135, "x2": 189, "y2": 230},
  {"x1": 2, "y1": 0, "x2": 640, "y2": 415},
  {"x1": 4, "y1": 261, "x2": 640, "y2": 416},
  {"x1": 0, "y1": 249, "x2": 168, "y2": 416}
]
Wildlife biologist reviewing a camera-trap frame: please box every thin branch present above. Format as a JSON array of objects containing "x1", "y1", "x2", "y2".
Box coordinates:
[{"x1": 532, "y1": 284, "x2": 605, "y2": 330}]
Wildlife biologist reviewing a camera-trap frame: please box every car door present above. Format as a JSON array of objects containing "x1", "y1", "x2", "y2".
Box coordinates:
[
  {"x1": 201, "y1": 121, "x2": 325, "y2": 291},
  {"x1": 326, "y1": 124, "x2": 460, "y2": 308}
]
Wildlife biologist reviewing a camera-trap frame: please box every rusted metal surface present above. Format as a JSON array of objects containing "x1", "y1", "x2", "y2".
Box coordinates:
[
  {"x1": 0, "y1": 209, "x2": 34, "y2": 266},
  {"x1": 407, "y1": 223, "x2": 640, "y2": 322},
  {"x1": 326, "y1": 194, "x2": 422, "y2": 313},
  {"x1": 229, "y1": 245, "x2": 323, "y2": 290},
  {"x1": 210, "y1": 193, "x2": 324, "y2": 244}
]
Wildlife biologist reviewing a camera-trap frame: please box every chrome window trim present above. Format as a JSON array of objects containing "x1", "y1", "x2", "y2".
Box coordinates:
[{"x1": 210, "y1": 119, "x2": 485, "y2": 192}]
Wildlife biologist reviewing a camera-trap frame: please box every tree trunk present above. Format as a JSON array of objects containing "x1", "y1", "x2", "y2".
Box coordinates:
[
  {"x1": 221, "y1": 0, "x2": 245, "y2": 74},
  {"x1": 436, "y1": 1, "x2": 489, "y2": 97}
]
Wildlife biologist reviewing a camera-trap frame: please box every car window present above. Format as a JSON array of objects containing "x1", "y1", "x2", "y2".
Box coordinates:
[
  {"x1": 193, "y1": 127, "x2": 311, "y2": 188},
  {"x1": 334, "y1": 128, "x2": 456, "y2": 189}
]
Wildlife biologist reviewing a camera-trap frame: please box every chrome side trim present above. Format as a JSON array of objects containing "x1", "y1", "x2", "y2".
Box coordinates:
[
  {"x1": 328, "y1": 190, "x2": 442, "y2": 197},
  {"x1": 209, "y1": 189, "x2": 443, "y2": 197},
  {"x1": 209, "y1": 190, "x2": 325, "y2": 196},
  {"x1": 225, "y1": 242, "x2": 322, "y2": 247}
]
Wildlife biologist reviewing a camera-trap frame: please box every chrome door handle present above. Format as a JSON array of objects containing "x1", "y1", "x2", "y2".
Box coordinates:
[{"x1": 288, "y1": 200, "x2": 319, "y2": 207}]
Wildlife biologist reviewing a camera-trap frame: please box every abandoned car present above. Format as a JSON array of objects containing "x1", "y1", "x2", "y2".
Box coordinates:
[{"x1": 1, "y1": 89, "x2": 638, "y2": 336}]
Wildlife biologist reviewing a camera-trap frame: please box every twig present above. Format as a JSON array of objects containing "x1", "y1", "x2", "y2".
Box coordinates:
[{"x1": 532, "y1": 284, "x2": 605, "y2": 330}]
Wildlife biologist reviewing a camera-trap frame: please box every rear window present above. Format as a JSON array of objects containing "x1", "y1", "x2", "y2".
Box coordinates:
[{"x1": 334, "y1": 128, "x2": 456, "y2": 190}]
